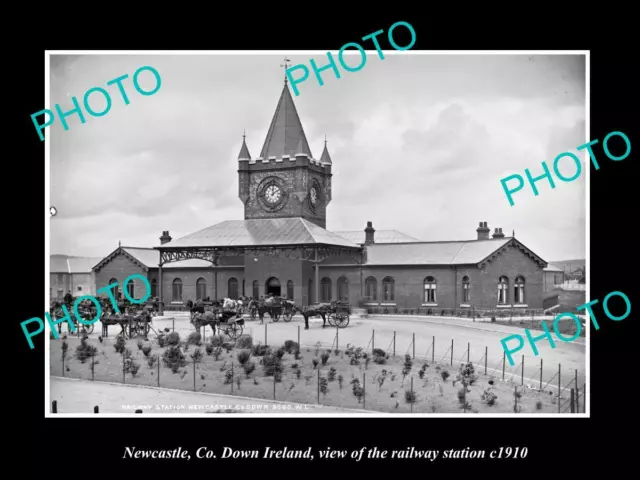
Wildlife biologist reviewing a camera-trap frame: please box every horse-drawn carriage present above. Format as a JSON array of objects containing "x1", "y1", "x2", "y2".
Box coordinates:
[
  {"x1": 300, "y1": 300, "x2": 351, "y2": 329},
  {"x1": 248, "y1": 297, "x2": 295, "y2": 323},
  {"x1": 49, "y1": 300, "x2": 101, "y2": 335},
  {"x1": 190, "y1": 298, "x2": 245, "y2": 340}
]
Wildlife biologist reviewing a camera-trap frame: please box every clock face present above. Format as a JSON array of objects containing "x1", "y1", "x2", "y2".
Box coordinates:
[{"x1": 265, "y1": 185, "x2": 282, "y2": 204}]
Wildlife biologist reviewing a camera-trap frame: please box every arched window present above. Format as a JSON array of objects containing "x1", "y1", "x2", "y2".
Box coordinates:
[
  {"x1": 196, "y1": 278, "x2": 207, "y2": 301},
  {"x1": 365, "y1": 276, "x2": 377, "y2": 301},
  {"x1": 320, "y1": 277, "x2": 332, "y2": 302},
  {"x1": 498, "y1": 276, "x2": 509, "y2": 304},
  {"x1": 337, "y1": 276, "x2": 349, "y2": 301},
  {"x1": 151, "y1": 279, "x2": 157, "y2": 298},
  {"x1": 109, "y1": 278, "x2": 119, "y2": 299},
  {"x1": 462, "y1": 276, "x2": 470, "y2": 303},
  {"x1": 172, "y1": 278, "x2": 183, "y2": 302},
  {"x1": 228, "y1": 277, "x2": 238, "y2": 299},
  {"x1": 383, "y1": 277, "x2": 395, "y2": 302},
  {"x1": 424, "y1": 276, "x2": 436, "y2": 303},
  {"x1": 514, "y1": 276, "x2": 525, "y2": 304},
  {"x1": 287, "y1": 280, "x2": 294, "y2": 300},
  {"x1": 252, "y1": 280, "x2": 259, "y2": 299}
]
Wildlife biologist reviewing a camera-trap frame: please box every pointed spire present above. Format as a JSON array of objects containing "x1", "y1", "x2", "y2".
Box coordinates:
[
  {"x1": 260, "y1": 83, "x2": 313, "y2": 159},
  {"x1": 320, "y1": 136, "x2": 332, "y2": 165},
  {"x1": 238, "y1": 130, "x2": 251, "y2": 160}
]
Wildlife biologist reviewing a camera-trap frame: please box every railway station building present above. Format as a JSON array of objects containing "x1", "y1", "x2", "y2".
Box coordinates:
[{"x1": 92, "y1": 81, "x2": 550, "y2": 313}]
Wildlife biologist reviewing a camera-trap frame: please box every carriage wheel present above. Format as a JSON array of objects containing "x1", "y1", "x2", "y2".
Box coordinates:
[
  {"x1": 81, "y1": 323, "x2": 95, "y2": 335},
  {"x1": 336, "y1": 315, "x2": 350, "y2": 328},
  {"x1": 227, "y1": 322, "x2": 243, "y2": 340},
  {"x1": 327, "y1": 314, "x2": 337, "y2": 327},
  {"x1": 283, "y1": 312, "x2": 293, "y2": 322}
]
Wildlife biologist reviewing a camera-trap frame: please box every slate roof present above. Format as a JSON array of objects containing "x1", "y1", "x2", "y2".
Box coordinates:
[
  {"x1": 51, "y1": 255, "x2": 103, "y2": 273},
  {"x1": 363, "y1": 237, "x2": 533, "y2": 266},
  {"x1": 259, "y1": 83, "x2": 313, "y2": 159},
  {"x1": 158, "y1": 218, "x2": 360, "y2": 249},
  {"x1": 544, "y1": 264, "x2": 564, "y2": 272},
  {"x1": 334, "y1": 230, "x2": 421, "y2": 244}
]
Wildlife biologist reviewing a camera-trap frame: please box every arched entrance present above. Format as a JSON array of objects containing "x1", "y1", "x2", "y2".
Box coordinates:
[{"x1": 265, "y1": 277, "x2": 281, "y2": 296}]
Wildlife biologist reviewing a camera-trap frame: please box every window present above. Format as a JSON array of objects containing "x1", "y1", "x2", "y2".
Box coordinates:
[
  {"x1": 228, "y1": 278, "x2": 239, "y2": 299},
  {"x1": 127, "y1": 280, "x2": 135, "y2": 299},
  {"x1": 514, "y1": 276, "x2": 525, "y2": 304},
  {"x1": 57, "y1": 274, "x2": 63, "y2": 283},
  {"x1": 109, "y1": 278, "x2": 119, "y2": 299},
  {"x1": 320, "y1": 277, "x2": 332, "y2": 302},
  {"x1": 77, "y1": 286, "x2": 82, "y2": 292},
  {"x1": 337, "y1": 276, "x2": 349, "y2": 301},
  {"x1": 424, "y1": 276, "x2": 437, "y2": 303},
  {"x1": 365, "y1": 277, "x2": 377, "y2": 301},
  {"x1": 57, "y1": 289, "x2": 64, "y2": 301},
  {"x1": 196, "y1": 278, "x2": 207, "y2": 301},
  {"x1": 462, "y1": 276, "x2": 470, "y2": 303},
  {"x1": 498, "y1": 276, "x2": 509, "y2": 304},
  {"x1": 172, "y1": 278, "x2": 183, "y2": 302},
  {"x1": 252, "y1": 280, "x2": 259, "y2": 299},
  {"x1": 151, "y1": 279, "x2": 157, "y2": 298},
  {"x1": 382, "y1": 277, "x2": 395, "y2": 302},
  {"x1": 287, "y1": 280, "x2": 294, "y2": 300}
]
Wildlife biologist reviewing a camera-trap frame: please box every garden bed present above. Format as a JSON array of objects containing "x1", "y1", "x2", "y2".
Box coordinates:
[{"x1": 49, "y1": 331, "x2": 567, "y2": 414}]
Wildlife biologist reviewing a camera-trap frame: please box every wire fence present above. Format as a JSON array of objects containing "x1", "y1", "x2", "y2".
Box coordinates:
[{"x1": 50, "y1": 323, "x2": 586, "y2": 414}]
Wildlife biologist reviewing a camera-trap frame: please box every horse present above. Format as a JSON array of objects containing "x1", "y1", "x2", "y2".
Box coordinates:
[
  {"x1": 248, "y1": 297, "x2": 292, "y2": 323},
  {"x1": 300, "y1": 302, "x2": 333, "y2": 329}
]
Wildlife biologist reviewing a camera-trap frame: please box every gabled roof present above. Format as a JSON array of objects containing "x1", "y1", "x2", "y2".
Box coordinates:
[
  {"x1": 93, "y1": 247, "x2": 212, "y2": 272},
  {"x1": 334, "y1": 230, "x2": 421, "y2": 244},
  {"x1": 51, "y1": 255, "x2": 103, "y2": 273},
  {"x1": 364, "y1": 237, "x2": 547, "y2": 267},
  {"x1": 259, "y1": 84, "x2": 313, "y2": 159},
  {"x1": 544, "y1": 264, "x2": 564, "y2": 272},
  {"x1": 157, "y1": 218, "x2": 360, "y2": 249}
]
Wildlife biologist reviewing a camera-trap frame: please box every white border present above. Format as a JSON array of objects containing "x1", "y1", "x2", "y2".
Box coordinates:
[{"x1": 44, "y1": 50, "x2": 590, "y2": 419}]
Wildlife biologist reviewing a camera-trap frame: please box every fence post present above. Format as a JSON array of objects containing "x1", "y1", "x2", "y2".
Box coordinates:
[
  {"x1": 472, "y1": 305, "x2": 475, "y2": 322},
  {"x1": 172, "y1": 317, "x2": 175, "y2": 332},
  {"x1": 94, "y1": 406, "x2": 99, "y2": 413},
  {"x1": 467, "y1": 342, "x2": 470, "y2": 363},
  {"x1": 413, "y1": 333, "x2": 415, "y2": 360},
  {"x1": 317, "y1": 368, "x2": 320, "y2": 404},
  {"x1": 158, "y1": 358, "x2": 160, "y2": 387},
  {"x1": 372, "y1": 329, "x2": 375, "y2": 353},
  {"x1": 336, "y1": 326, "x2": 339, "y2": 351},
  {"x1": 273, "y1": 369, "x2": 276, "y2": 400},
  {"x1": 450, "y1": 339, "x2": 454, "y2": 366},
  {"x1": 363, "y1": 372, "x2": 366, "y2": 410},
  {"x1": 570, "y1": 389, "x2": 575, "y2": 413},
  {"x1": 539, "y1": 358, "x2": 543, "y2": 391},
  {"x1": 502, "y1": 351, "x2": 505, "y2": 381},
  {"x1": 521, "y1": 355, "x2": 524, "y2": 386},
  {"x1": 52, "y1": 400, "x2": 57, "y2": 413},
  {"x1": 484, "y1": 346, "x2": 488, "y2": 375},
  {"x1": 231, "y1": 362, "x2": 234, "y2": 395},
  {"x1": 122, "y1": 351, "x2": 126, "y2": 384},
  {"x1": 574, "y1": 369, "x2": 579, "y2": 412},
  {"x1": 91, "y1": 354, "x2": 95, "y2": 381},
  {"x1": 393, "y1": 331, "x2": 396, "y2": 357},
  {"x1": 410, "y1": 377, "x2": 414, "y2": 413},
  {"x1": 297, "y1": 325, "x2": 300, "y2": 347},
  {"x1": 62, "y1": 353, "x2": 65, "y2": 377},
  {"x1": 193, "y1": 360, "x2": 196, "y2": 392},
  {"x1": 557, "y1": 363, "x2": 561, "y2": 413},
  {"x1": 432, "y1": 336, "x2": 435, "y2": 363}
]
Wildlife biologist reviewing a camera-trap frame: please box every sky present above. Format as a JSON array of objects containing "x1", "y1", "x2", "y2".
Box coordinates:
[{"x1": 49, "y1": 53, "x2": 586, "y2": 262}]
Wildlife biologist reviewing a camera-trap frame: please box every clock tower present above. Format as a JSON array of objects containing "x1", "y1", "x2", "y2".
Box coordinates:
[{"x1": 237, "y1": 81, "x2": 332, "y2": 229}]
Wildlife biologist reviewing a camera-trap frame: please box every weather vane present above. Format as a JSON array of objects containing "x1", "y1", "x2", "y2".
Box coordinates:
[{"x1": 280, "y1": 57, "x2": 292, "y2": 84}]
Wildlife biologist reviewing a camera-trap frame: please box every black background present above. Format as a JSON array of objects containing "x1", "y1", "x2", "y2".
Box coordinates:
[{"x1": 12, "y1": 9, "x2": 635, "y2": 475}]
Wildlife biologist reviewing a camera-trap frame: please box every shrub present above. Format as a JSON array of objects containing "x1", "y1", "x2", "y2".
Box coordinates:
[
  {"x1": 252, "y1": 344, "x2": 270, "y2": 356},
  {"x1": 275, "y1": 347, "x2": 286, "y2": 359},
  {"x1": 243, "y1": 361, "x2": 256, "y2": 378},
  {"x1": 157, "y1": 333, "x2": 166, "y2": 348},
  {"x1": 263, "y1": 353, "x2": 283, "y2": 377},
  {"x1": 166, "y1": 332, "x2": 180, "y2": 347},
  {"x1": 191, "y1": 348, "x2": 204, "y2": 364},
  {"x1": 162, "y1": 345, "x2": 186, "y2": 373},
  {"x1": 114, "y1": 335, "x2": 126, "y2": 354},
  {"x1": 211, "y1": 335, "x2": 225, "y2": 347},
  {"x1": 212, "y1": 346, "x2": 223, "y2": 361},
  {"x1": 350, "y1": 378, "x2": 364, "y2": 403},
  {"x1": 236, "y1": 335, "x2": 253, "y2": 349},
  {"x1": 350, "y1": 356, "x2": 360, "y2": 366},
  {"x1": 205, "y1": 343, "x2": 214, "y2": 356},
  {"x1": 338, "y1": 375, "x2": 344, "y2": 389},
  {"x1": 284, "y1": 340, "x2": 299, "y2": 354},
  {"x1": 312, "y1": 359, "x2": 319, "y2": 369},
  {"x1": 75, "y1": 337, "x2": 97, "y2": 364},
  {"x1": 187, "y1": 332, "x2": 202, "y2": 346},
  {"x1": 481, "y1": 389, "x2": 498, "y2": 406},
  {"x1": 372, "y1": 348, "x2": 386, "y2": 358},
  {"x1": 321, "y1": 351, "x2": 330, "y2": 365},
  {"x1": 222, "y1": 342, "x2": 235, "y2": 353},
  {"x1": 142, "y1": 344, "x2": 152, "y2": 357},
  {"x1": 137, "y1": 339, "x2": 144, "y2": 351},
  {"x1": 402, "y1": 354, "x2": 413, "y2": 378},
  {"x1": 294, "y1": 349, "x2": 302, "y2": 360},
  {"x1": 224, "y1": 370, "x2": 233, "y2": 384},
  {"x1": 295, "y1": 368, "x2": 301, "y2": 380},
  {"x1": 125, "y1": 358, "x2": 140, "y2": 377},
  {"x1": 405, "y1": 390, "x2": 417, "y2": 404},
  {"x1": 319, "y1": 377, "x2": 328, "y2": 397},
  {"x1": 457, "y1": 362, "x2": 478, "y2": 387},
  {"x1": 418, "y1": 363, "x2": 428, "y2": 379},
  {"x1": 147, "y1": 355, "x2": 158, "y2": 368},
  {"x1": 365, "y1": 356, "x2": 371, "y2": 369},
  {"x1": 328, "y1": 367, "x2": 337, "y2": 382},
  {"x1": 536, "y1": 399, "x2": 543, "y2": 411},
  {"x1": 441, "y1": 370, "x2": 450, "y2": 382},
  {"x1": 237, "y1": 350, "x2": 251, "y2": 366}
]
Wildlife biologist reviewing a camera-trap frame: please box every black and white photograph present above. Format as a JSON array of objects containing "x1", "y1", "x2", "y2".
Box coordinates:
[{"x1": 46, "y1": 51, "x2": 588, "y2": 416}]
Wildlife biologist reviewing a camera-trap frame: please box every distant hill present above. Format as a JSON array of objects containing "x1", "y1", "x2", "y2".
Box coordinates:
[{"x1": 549, "y1": 259, "x2": 585, "y2": 272}]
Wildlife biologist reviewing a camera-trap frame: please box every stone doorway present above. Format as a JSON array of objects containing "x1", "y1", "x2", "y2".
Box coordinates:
[{"x1": 265, "y1": 277, "x2": 281, "y2": 296}]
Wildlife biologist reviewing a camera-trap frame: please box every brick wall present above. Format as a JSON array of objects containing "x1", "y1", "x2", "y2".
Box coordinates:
[{"x1": 94, "y1": 253, "x2": 147, "y2": 300}]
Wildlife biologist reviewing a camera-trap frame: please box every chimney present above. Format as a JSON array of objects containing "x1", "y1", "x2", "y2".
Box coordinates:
[
  {"x1": 159, "y1": 230, "x2": 172, "y2": 245},
  {"x1": 492, "y1": 227, "x2": 505, "y2": 239},
  {"x1": 476, "y1": 221, "x2": 490, "y2": 240},
  {"x1": 364, "y1": 221, "x2": 375, "y2": 245}
]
